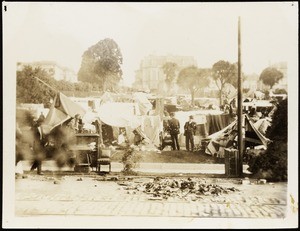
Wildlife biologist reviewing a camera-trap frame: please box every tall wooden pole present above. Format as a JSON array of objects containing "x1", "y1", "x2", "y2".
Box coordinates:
[
  {"x1": 237, "y1": 17, "x2": 244, "y2": 176},
  {"x1": 34, "y1": 76, "x2": 58, "y2": 93}
]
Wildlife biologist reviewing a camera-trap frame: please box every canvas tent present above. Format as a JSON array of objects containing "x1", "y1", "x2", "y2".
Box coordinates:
[
  {"x1": 96, "y1": 101, "x2": 162, "y2": 148},
  {"x1": 253, "y1": 117, "x2": 272, "y2": 135},
  {"x1": 161, "y1": 110, "x2": 234, "y2": 149},
  {"x1": 41, "y1": 92, "x2": 86, "y2": 134},
  {"x1": 205, "y1": 114, "x2": 271, "y2": 157},
  {"x1": 133, "y1": 92, "x2": 153, "y2": 115}
]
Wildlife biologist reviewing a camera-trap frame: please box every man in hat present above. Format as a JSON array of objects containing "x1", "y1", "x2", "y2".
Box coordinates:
[
  {"x1": 30, "y1": 119, "x2": 46, "y2": 175},
  {"x1": 184, "y1": 115, "x2": 197, "y2": 152},
  {"x1": 168, "y1": 112, "x2": 180, "y2": 150}
]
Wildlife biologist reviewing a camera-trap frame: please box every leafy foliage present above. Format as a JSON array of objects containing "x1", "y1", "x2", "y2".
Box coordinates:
[
  {"x1": 247, "y1": 99, "x2": 288, "y2": 181},
  {"x1": 162, "y1": 62, "x2": 178, "y2": 94},
  {"x1": 16, "y1": 65, "x2": 56, "y2": 107},
  {"x1": 212, "y1": 60, "x2": 238, "y2": 105},
  {"x1": 17, "y1": 65, "x2": 95, "y2": 107},
  {"x1": 177, "y1": 66, "x2": 210, "y2": 106},
  {"x1": 259, "y1": 67, "x2": 284, "y2": 89},
  {"x1": 121, "y1": 146, "x2": 142, "y2": 175},
  {"x1": 78, "y1": 38, "x2": 123, "y2": 91},
  {"x1": 273, "y1": 88, "x2": 287, "y2": 94}
]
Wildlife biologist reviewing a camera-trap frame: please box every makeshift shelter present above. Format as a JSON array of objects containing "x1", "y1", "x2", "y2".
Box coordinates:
[
  {"x1": 168, "y1": 110, "x2": 234, "y2": 149},
  {"x1": 96, "y1": 102, "x2": 162, "y2": 148},
  {"x1": 254, "y1": 117, "x2": 272, "y2": 135},
  {"x1": 205, "y1": 114, "x2": 271, "y2": 157},
  {"x1": 133, "y1": 92, "x2": 153, "y2": 115},
  {"x1": 41, "y1": 92, "x2": 86, "y2": 134}
]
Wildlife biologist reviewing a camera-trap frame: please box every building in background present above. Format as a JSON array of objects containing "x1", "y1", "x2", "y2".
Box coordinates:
[
  {"x1": 133, "y1": 55, "x2": 197, "y2": 93},
  {"x1": 17, "y1": 61, "x2": 78, "y2": 83}
]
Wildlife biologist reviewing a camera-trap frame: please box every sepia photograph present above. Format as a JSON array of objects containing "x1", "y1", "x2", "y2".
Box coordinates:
[{"x1": 2, "y1": 2, "x2": 298, "y2": 229}]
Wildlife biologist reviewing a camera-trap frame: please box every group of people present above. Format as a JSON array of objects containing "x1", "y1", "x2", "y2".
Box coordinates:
[
  {"x1": 18, "y1": 110, "x2": 198, "y2": 176},
  {"x1": 18, "y1": 112, "x2": 85, "y2": 175},
  {"x1": 164, "y1": 112, "x2": 197, "y2": 152}
]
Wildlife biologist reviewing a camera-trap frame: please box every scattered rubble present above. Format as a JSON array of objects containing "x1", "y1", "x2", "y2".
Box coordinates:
[
  {"x1": 119, "y1": 177, "x2": 240, "y2": 201},
  {"x1": 240, "y1": 177, "x2": 251, "y2": 185},
  {"x1": 258, "y1": 179, "x2": 267, "y2": 184}
]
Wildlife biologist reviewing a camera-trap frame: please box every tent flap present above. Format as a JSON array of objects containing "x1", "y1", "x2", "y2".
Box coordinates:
[
  {"x1": 41, "y1": 92, "x2": 86, "y2": 133},
  {"x1": 205, "y1": 114, "x2": 271, "y2": 156}
]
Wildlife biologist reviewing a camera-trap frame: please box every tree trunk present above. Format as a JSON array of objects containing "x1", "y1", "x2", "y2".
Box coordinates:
[
  {"x1": 167, "y1": 82, "x2": 171, "y2": 96},
  {"x1": 103, "y1": 78, "x2": 107, "y2": 92},
  {"x1": 219, "y1": 87, "x2": 223, "y2": 106},
  {"x1": 191, "y1": 89, "x2": 195, "y2": 107}
]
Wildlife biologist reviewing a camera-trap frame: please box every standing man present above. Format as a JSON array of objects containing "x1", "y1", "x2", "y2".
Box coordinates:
[
  {"x1": 168, "y1": 112, "x2": 180, "y2": 150},
  {"x1": 30, "y1": 119, "x2": 46, "y2": 175},
  {"x1": 184, "y1": 115, "x2": 197, "y2": 152}
]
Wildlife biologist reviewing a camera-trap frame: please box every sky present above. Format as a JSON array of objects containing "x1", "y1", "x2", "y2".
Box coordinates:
[{"x1": 3, "y1": 2, "x2": 298, "y2": 86}]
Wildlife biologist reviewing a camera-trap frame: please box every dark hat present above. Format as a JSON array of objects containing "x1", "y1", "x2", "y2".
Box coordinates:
[{"x1": 189, "y1": 115, "x2": 194, "y2": 119}]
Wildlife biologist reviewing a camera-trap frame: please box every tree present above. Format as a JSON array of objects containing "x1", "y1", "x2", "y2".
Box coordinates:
[
  {"x1": 56, "y1": 80, "x2": 75, "y2": 92},
  {"x1": 162, "y1": 62, "x2": 178, "y2": 94},
  {"x1": 17, "y1": 65, "x2": 97, "y2": 105},
  {"x1": 273, "y1": 88, "x2": 287, "y2": 94},
  {"x1": 212, "y1": 60, "x2": 238, "y2": 105},
  {"x1": 177, "y1": 66, "x2": 210, "y2": 106},
  {"x1": 16, "y1": 65, "x2": 56, "y2": 107},
  {"x1": 247, "y1": 98, "x2": 287, "y2": 181},
  {"x1": 259, "y1": 67, "x2": 283, "y2": 90},
  {"x1": 78, "y1": 38, "x2": 123, "y2": 92}
]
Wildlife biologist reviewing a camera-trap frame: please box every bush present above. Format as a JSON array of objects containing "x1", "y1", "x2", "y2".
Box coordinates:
[
  {"x1": 247, "y1": 99, "x2": 287, "y2": 181},
  {"x1": 121, "y1": 146, "x2": 142, "y2": 175}
]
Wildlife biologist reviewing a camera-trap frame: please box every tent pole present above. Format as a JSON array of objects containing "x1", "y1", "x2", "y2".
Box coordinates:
[
  {"x1": 33, "y1": 76, "x2": 58, "y2": 93},
  {"x1": 237, "y1": 16, "x2": 244, "y2": 176}
]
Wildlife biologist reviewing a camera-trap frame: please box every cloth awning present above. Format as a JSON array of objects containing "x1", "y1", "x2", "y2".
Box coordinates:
[{"x1": 41, "y1": 92, "x2": 86, "y2": 134}]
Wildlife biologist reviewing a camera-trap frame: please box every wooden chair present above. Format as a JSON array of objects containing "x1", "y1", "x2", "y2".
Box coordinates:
[{"x1": 97, "y1": 149, "x2": 112, "y2": 173}]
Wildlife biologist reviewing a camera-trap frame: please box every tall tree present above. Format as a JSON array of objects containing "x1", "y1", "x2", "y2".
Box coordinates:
[
  {"x1": 16, "y1": 65, "x2": 56, "y2": 107},
  {"x1": 212, "y1": 60, "x2": 237, "y2": 105},
  {"x1": 78, "y1": 38, "x2": 123, "y2": 92},
  {"x1": 177, "y1": 66, "x2": 210, "y2": 106},
  {"x1": 259, "y1": 67, "x2": 284, "y2": 90},
  {"x1": 162, "y1": 62, "x2": 178, "y2": 94}
]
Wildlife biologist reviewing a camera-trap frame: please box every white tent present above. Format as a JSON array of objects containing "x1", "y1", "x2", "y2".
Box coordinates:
[{"x1": 93, "y1": 102, "x2": 162, "y2": 147}]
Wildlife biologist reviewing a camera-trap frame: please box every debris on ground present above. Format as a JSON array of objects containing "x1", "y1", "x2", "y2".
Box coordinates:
[
  {"x1": 258, "y1": 179, "x2": 267, "y2": 184},
  {"x1": 240, "y1": 177, "x2": 251, "y2": 185},
  {"x1": 119, "y1": 177, "x2": 240, "y2": 201}
]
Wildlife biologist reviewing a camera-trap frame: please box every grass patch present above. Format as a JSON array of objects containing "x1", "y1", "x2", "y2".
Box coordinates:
[{"x1": 111, "y1": 150, "x2": 219, "y2": 164}]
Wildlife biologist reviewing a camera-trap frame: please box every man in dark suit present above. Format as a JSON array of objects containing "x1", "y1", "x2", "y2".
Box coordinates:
[
  {"x1": 30, "y1": 120, "x2": 46, "y2": 175},
  {"x1": 184, "y1": 115, "x2": 197, "y2": 152},
  {"x1": 168, "y1": 112, "x2": 180, "y2": 150}
]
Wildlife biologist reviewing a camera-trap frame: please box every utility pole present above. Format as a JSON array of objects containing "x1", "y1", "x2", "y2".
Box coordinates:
[{"x1": 237, "y1": 17, "x2": 244, "y2": 176}]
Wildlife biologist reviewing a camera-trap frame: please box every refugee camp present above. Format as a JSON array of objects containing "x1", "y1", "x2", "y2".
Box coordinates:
[{"x1": 5, "y1": 2, "x2": 297, "y2": 226}]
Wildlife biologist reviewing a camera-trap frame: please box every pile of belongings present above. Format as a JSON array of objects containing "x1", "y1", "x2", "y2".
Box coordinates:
[{"x1": 119, "y1": 177, "x2": 239, "y2": 201}]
